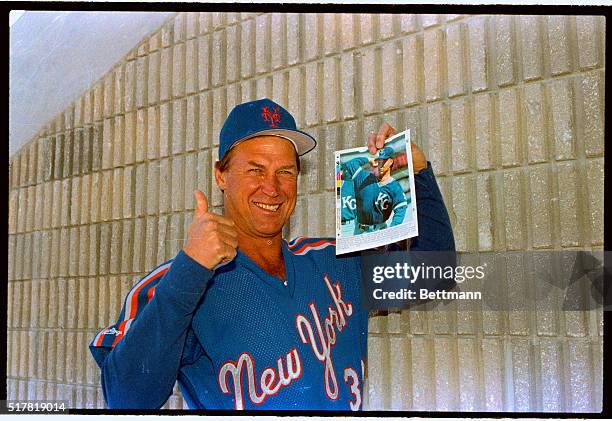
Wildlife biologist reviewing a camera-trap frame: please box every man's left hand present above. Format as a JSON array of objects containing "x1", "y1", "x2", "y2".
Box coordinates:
[{"x1": 367, "y1": 122, "x2": 428, "y2": 174}]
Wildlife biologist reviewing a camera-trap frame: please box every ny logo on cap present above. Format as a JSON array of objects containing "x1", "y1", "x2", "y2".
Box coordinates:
[{"x1": 261, "y1": 106, "x2": 281, "y2": 127}]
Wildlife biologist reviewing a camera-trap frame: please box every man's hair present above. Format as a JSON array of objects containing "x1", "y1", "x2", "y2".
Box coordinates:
[{"x1": 214, "y1": 145, "x2": 301, "y2": 173}]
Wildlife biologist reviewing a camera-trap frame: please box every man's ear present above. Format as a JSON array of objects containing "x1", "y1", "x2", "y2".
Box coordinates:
[{"x1": 214, "y1": 166, "x2": 227, "y2": 192}]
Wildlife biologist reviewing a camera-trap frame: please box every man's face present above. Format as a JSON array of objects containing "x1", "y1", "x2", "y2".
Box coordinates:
[
  {"x1": 373, "y1": 158, "x2": 393, "y2": 180},
  {"x1": 215, "y1": 136, "x2": 299, "y2": 239}
]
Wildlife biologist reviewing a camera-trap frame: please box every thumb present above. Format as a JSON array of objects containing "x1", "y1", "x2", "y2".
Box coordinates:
[{"x1": 194, "y1": 190, "x2": 209, "y2": 214}]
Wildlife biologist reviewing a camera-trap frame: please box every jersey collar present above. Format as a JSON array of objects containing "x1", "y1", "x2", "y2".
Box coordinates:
[
  {"x1": 378, "y1": 175, "x2": 396, "y2": 187},
  {"x1": 234, "y1": 244, "x2": 296, "y2": 298}
]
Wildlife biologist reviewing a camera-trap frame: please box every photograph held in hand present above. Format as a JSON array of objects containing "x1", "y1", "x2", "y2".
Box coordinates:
[{"x1": 336, "y1": 129, "x2": 420, "y2": 254}]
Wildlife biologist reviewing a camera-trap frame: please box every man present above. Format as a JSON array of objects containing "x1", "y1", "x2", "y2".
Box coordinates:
[
  {"x1": 89, "y1": 98, "x2": 454, "y2": 410},
  {"x1": 341, "y1": 146, "x2": 408, "y2": 235}
]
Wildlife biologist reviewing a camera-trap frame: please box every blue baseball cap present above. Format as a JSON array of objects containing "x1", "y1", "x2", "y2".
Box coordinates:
[
  {"x1": 218, "y1": 98, "x2": 317, "y2": 160},
  {"x1": 378, "y1": 146, "x2": 395, "y2": 160}
]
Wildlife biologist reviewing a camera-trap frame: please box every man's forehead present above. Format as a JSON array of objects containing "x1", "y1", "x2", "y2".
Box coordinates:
[
  {"x1": 228, "y1": 136, "x2": 300, "y2": 166},
  {"x1": 233, "y1": 135, "x2": 297, "y2": 154}
]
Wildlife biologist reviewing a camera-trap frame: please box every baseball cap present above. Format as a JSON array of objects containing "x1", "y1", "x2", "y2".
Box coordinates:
[
  {"x1": 218, "y1": 98, "x2": 317, "y2": 160},
  {"x1": 378, "y1": 146, "x2": 395, "y2": 160}
]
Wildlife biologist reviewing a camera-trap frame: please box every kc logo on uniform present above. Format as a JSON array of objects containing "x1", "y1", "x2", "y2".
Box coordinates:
[
  {"x1": 342, "y1": 196, "x2": 356, "y2": 211},
  {"x1": 375, "y1": 192, "x2": 391, "y2": 210}
]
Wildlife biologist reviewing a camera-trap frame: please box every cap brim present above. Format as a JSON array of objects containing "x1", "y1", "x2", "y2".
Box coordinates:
[{"x1": 232, "y1": 128, "x2": 317, "y2": 156}]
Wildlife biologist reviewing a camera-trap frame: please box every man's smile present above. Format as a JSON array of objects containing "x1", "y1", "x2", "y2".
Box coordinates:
[{"x1": 253, "y1": 202, "x2": 281, "y2": 212}]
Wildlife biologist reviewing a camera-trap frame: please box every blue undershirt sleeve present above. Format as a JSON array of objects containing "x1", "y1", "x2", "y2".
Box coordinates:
[
  {"x1": 410, "y1": 162, "x2": 455, "y2": 252},
  {"x1": 89, "y1": 250, "x2": 213, "y2": 409}
]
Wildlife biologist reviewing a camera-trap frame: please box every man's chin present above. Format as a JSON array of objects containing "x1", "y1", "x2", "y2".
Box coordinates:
[
  {"x1": 253, "y1": 230, "x2": 283, "y2": 239},
  {"x1": 251, "y1": 222, "x2": 285, "y2": 237}
]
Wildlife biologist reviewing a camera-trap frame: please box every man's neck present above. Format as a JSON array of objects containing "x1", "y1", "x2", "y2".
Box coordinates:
[
  {"x1": 379, "y1": 172, "x2": 392, "y2": 184},
  {"x1": 238, "y1": 234, "x2": 286, "y2": 282}
]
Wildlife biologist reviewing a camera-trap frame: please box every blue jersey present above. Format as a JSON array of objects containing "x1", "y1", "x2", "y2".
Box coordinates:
[
  {"x1": 90, "y1": 239, "x2": 367, "y2": 410},
  {"x1": 341, "y1": 157, "x2": 408, "y2": 226},
  {"x1": 89, "y1": 163, "x2": 455, "y2": 410},
  {"x1": 340, "y1": 180, "x2": 357, "y2": 222}
]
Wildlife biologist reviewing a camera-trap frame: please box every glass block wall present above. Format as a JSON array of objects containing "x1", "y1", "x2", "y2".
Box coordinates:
[{"x1": 7, "y1": 12, "x2": 604, "y2": 410}]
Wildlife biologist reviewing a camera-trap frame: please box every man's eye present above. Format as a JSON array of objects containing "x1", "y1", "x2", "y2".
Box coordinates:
[
  {"x1": 279, "y1": 170, "x2": 295, "y2": 175},
  {"x1": 248, "y1": 168, "x2": 263, "y2": 173}
]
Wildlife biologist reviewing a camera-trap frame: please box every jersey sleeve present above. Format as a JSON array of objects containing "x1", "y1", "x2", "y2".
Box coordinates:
[
  {"x1": 341, "y1": 157, "x2": 369, "y2": 180},
  {"x1": 341, "y1": 181, "x2": 357, "y2": 221},
  {"x1": 89, "y1": 250, "x2": 213, "y2": 408},
  {"x1": 389, "y1": 183, "x2": 408, "y2": 226},
  {"x1": 410, "y1": 162, "x2": 455, "y2": 251}
]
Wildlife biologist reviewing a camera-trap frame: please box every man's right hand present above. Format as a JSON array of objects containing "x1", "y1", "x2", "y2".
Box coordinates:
[
  {"x1": 368, "y1": 122, "x2": 428, "y2": 174},
  {"x1": 183, "y1": 190, "x2": 238, "y2": 270}
]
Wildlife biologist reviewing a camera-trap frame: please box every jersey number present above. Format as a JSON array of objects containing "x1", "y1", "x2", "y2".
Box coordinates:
[{"x1": 343, "y1": 367, "x2": 361, "y2": 411}]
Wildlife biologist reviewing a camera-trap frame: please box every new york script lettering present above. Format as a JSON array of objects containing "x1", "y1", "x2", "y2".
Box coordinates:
[
  {"x1": 218, "y1": 348, "x2": 302, "y2": 410},
  {"x1": 295, "y1": 275, "x2": 353, "y2": 399}
]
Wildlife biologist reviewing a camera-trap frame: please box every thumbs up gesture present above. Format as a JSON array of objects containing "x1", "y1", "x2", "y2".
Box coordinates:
[{"x1": 183, "y1": 190, "x2": 239, "y2": 270}]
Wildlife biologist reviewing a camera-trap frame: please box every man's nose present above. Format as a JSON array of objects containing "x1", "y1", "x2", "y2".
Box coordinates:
[{"x1": 260, "y1": 172, "x2": 280, "y2": 197}]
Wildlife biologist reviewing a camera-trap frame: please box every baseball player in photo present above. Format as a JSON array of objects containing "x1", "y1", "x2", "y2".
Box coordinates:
[
  {"x1": 341, "y1": 146, "x2": 408, "y2": 235},
  {"x1": 89, "y1": 98, "x2": 455, "y2": 410}
]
